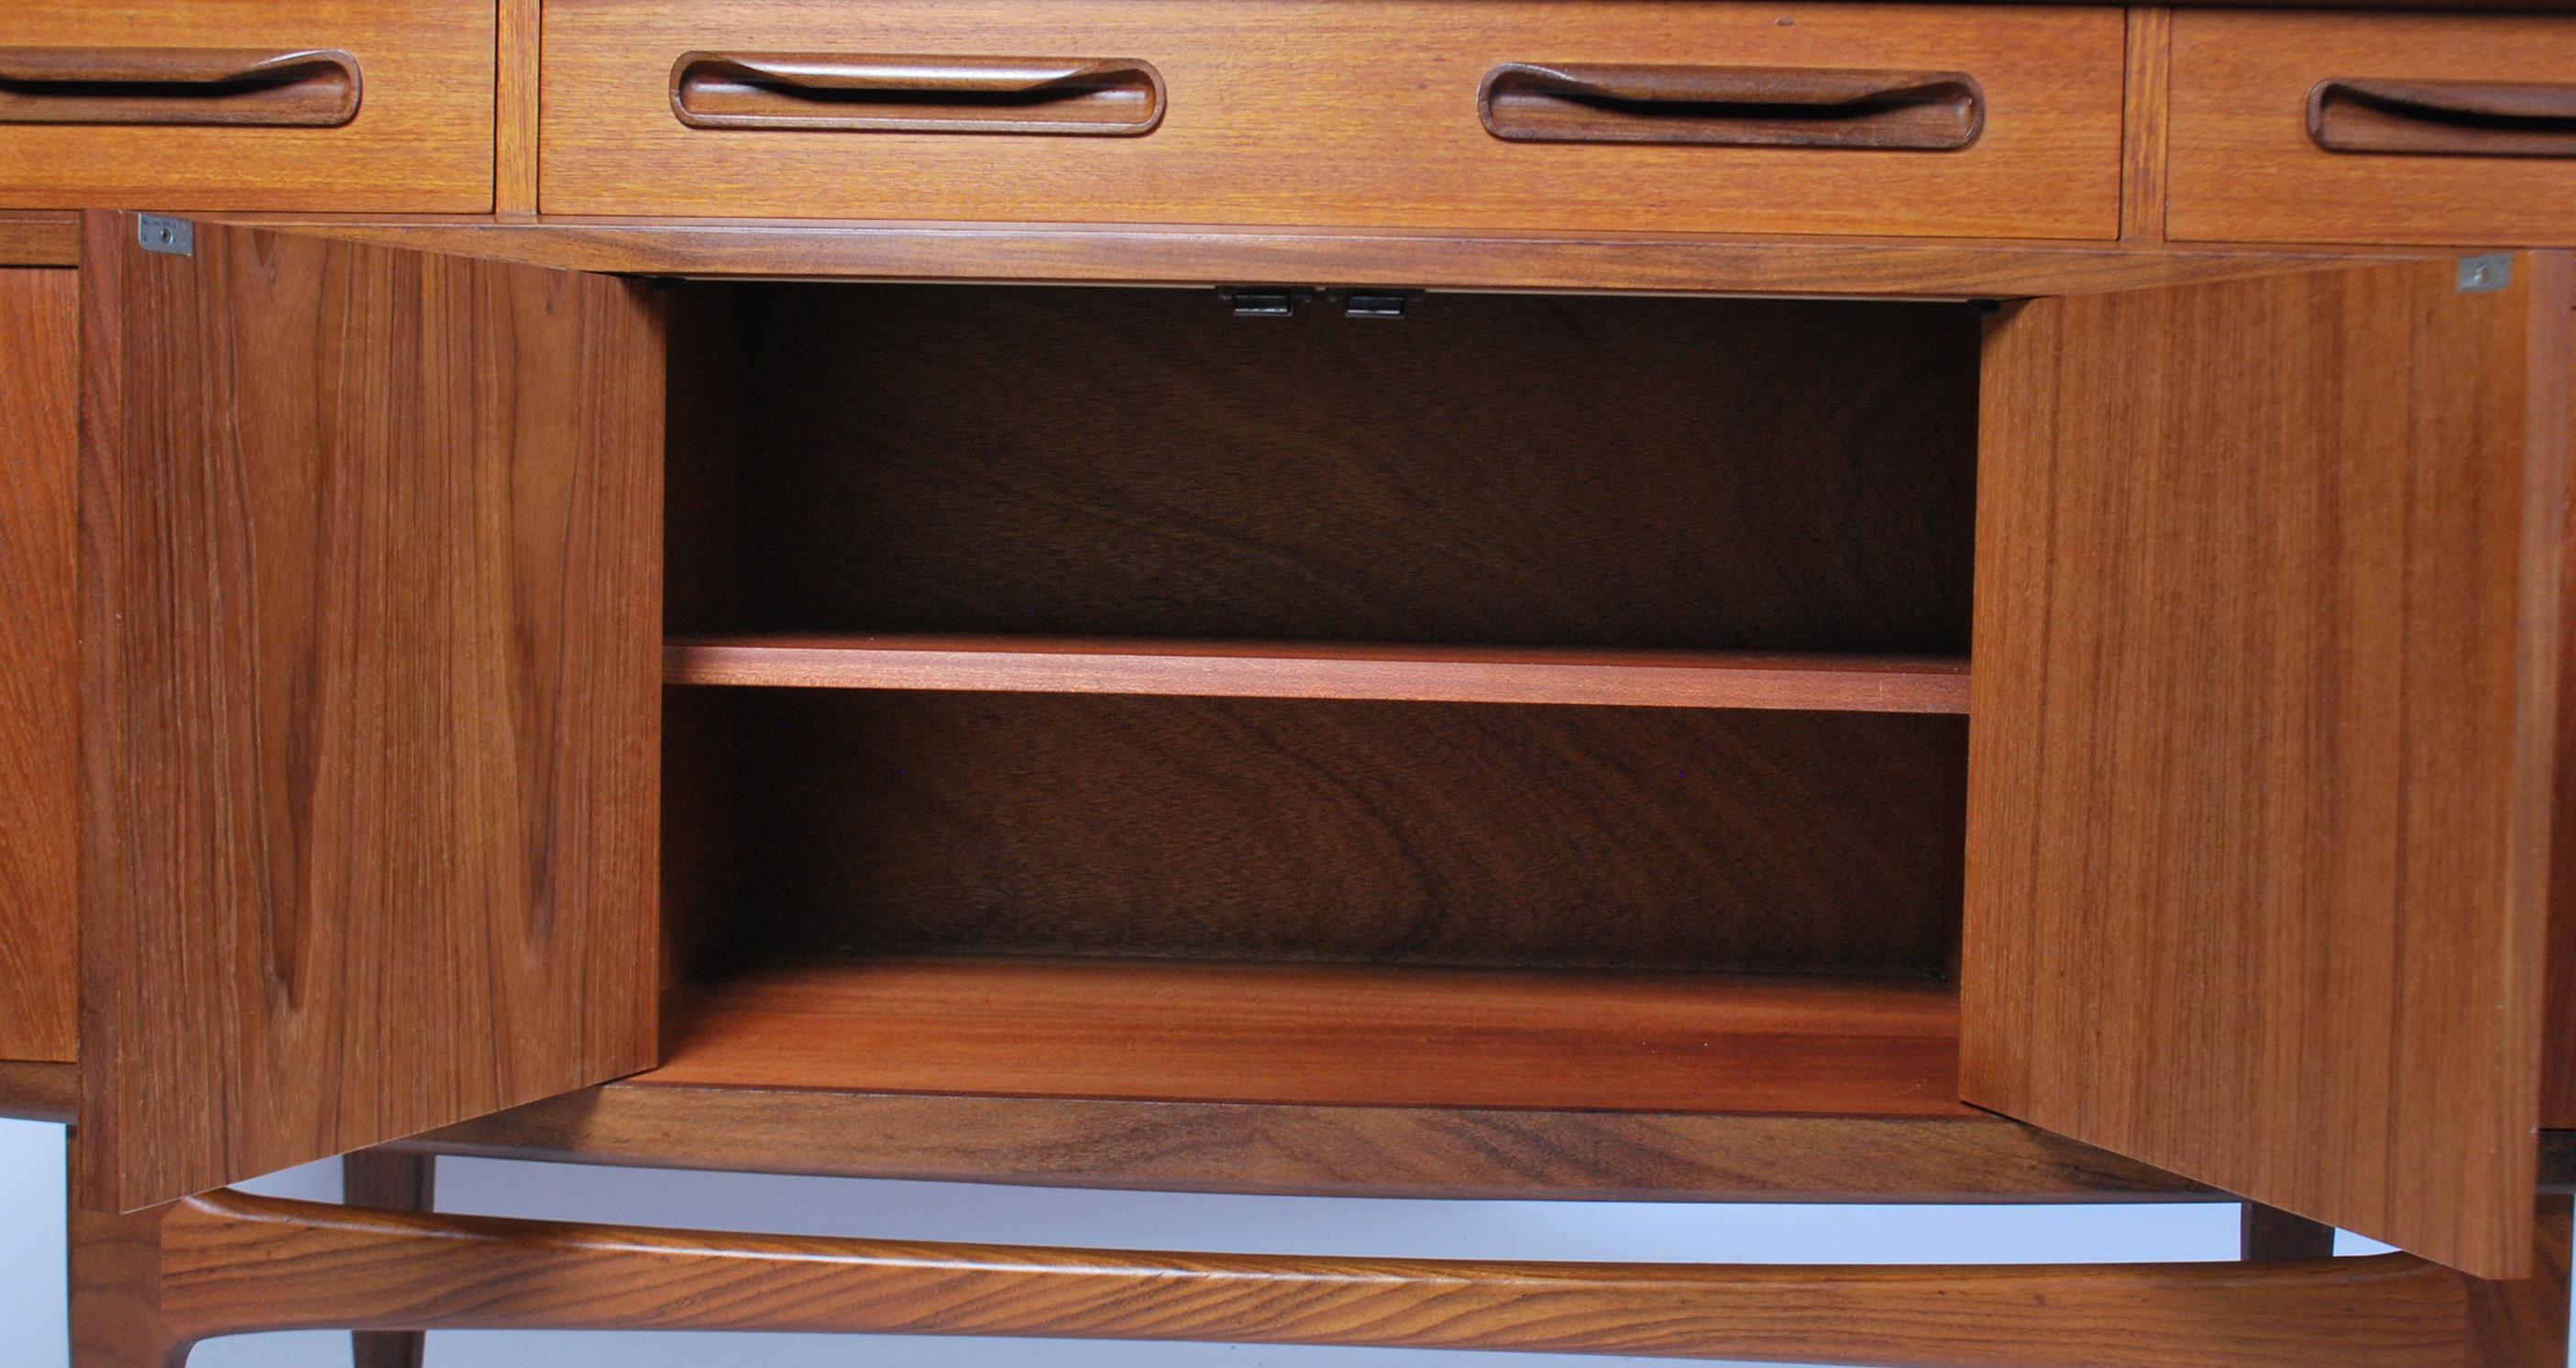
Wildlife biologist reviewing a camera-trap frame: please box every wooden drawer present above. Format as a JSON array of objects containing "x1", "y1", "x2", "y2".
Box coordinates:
[
  {"x1": 0, "y1": 1, "x2": 493, "y2": 212},
  {"x1": 2169, "y1": 11, "x2": 2576, "y2": 247},
  {"x1": 541, "y1": 0, "x2": 2124, "y2": 239}
]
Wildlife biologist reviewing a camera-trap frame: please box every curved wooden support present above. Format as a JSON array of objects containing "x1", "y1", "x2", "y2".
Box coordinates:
[{"x1": 109, "y1": 1186, "x2": 2549, "y2": 1368}]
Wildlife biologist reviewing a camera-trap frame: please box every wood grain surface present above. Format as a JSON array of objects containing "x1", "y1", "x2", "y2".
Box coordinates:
[
  {"x1": 77, "y1": 215, "x2": 666, "y2": 1211},
  {"x1": 2169, "y1": 12, "x2": 2576, "y2": 247},
  {"x1": 0, "y1": 269, "x2": 76, "y2": 1064},
  {"x1": 706, "y1": 284, "x2": 1978, "y2": 655},
  {"x1": 2470, "y1": 1197, "x2": 2575, "y2": 1368},
  {"x1": 0, "y1": 1059, "x2": 73, "y2": 1123},
  {"x1": 413, "y1": 1086, "x2": 2207, "y2": 1202},
  {"x1": 0, "y1": 211, "x2": 75, "y2": 267},
  {"x1": 719, "y1": 691, "x2": 1967, "y2": 978},
  {"x1": 2119, "y1": 6, "x2": 2172, "y2": 243},
  {"x1": 196, "y1": 217, "x2": 2438, "y2": 299},
  {"x1": 645, "y1": 958, "x2": 1966, "y2": 1118},
  {"x1": 667, "y1": 636, "x2": 1972, "y2": 713},
  {"x1": 1963, "y1": 256, "x2": 2570, "y2": 1279},
  {"x1": 115, "y1": 1186, "x2": 2570, "y2": 1368},
  {"x1": 2552, "y1": 294, "x2": 2576, "y2": 1130},
  {"x1": 0, "y1": 2, "x2": 492, "y2": 211},
  {"x1": 541, "y1": 0, "x2": 2122, "y2": 239},
  {"x1": 497, "y1": 0, "x2": 543, "y2": 217}
]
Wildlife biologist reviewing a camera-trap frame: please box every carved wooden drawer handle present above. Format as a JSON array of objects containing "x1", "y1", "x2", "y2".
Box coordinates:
[
  {"x1": 2308, "y1": 78, "x2": 2576, "y2": 159},
  {"x1": 670, "y1": 52, "x2": 1165, "y2": 135},
  {"x1": 0, "y1": 48, "x2": 359, "y2": 127},
  {"x1": 1479, "y1": 64, "x2": 1984, "y2": 150}
]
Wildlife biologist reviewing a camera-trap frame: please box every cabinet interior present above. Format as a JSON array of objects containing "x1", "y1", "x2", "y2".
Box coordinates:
[{"x1": 655, "y1": 282, "x2": 1985, "y2": 1120}]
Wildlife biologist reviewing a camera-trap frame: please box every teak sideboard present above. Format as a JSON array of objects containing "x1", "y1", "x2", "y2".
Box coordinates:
[{"x1": 4, "y1": 1, "x2": 2576, "y2": 1364}]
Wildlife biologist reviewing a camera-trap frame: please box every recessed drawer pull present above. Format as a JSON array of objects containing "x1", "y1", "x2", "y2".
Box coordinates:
[
  {"x1": 1478, "y1": 64, "x2": 1983, "y2": 150},
  {"x1": 0, "y1": 48, "x2": 361, "y2": 127},
  {"x1": 670, "y1": 52, "x2": 1165, "y2": 136},
  {"x1": 2308, "y1": 78, "x2": 2576, "y2": 159}
]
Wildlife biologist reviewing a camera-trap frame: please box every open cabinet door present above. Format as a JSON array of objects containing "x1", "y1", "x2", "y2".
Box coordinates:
[
  {"x1": 1963, "y1": 254, "x2": 2571, "y2": 1279},
  {"x1": 77, "y1": 213, "x2": 664, "y2": 1211}
]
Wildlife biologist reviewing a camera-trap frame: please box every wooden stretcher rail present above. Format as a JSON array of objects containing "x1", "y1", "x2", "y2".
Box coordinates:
[{"x1": 93, "y1": 1187, "x2": 2567, "y2": 1368}]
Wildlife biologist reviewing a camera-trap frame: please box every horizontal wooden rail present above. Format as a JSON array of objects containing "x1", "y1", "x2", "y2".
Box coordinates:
[
  {"x1": 0, "y1": 1059, "x2": 72, "y2": 1122},
  {"x1": 122, "y1": 1187, "x2": 2553, "y2": 1367},
  {"x1": 0, "y1": 214, "x2": 2429, "y2": 294},
  {"x1": 666, "y1": 635, "x2": 1972, "y2": 713}
]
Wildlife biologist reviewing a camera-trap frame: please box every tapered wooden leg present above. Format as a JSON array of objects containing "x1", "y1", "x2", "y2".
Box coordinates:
[
  {"x1": 343, "y1": 1151, "x2": 435, "y2": 1368},
  {"x1": 2241, "y1": 1202, "x2": 2336, "y2": 1262},
  {"x1": 2464, "y1": 1196, "x2": 2572, "y2": 1368},
  {"x1": 67, "y1": 1137, "x2": 191, "y2": 1368}
]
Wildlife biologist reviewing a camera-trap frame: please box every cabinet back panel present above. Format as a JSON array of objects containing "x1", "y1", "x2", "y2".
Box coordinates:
[
  {"x1": 702, "y1": 285, "x2": 1978, "y2": 654},
  {"x1": 711, "y1": 690, "x2": 1966, "y2": 979}
]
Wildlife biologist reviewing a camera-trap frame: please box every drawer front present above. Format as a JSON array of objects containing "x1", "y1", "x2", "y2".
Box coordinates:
[
  {"x1": 543, "y1": 0, "x2": 2124, "y2": 239},
  {"x1": 2169, "y1": 11, "x2": 2576, "y2": 247},
  {"x1": 0, "y1": 1, "x2": 493, "y2": 212}
]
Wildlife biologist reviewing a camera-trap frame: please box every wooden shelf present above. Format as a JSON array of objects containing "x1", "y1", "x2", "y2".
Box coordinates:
[
  {"x1": 665, "y1": 635, "x2": 1971, "y2": 713},
  {"x1": 641, "y1": 957, "x2": 1967, "y2": 1119}
]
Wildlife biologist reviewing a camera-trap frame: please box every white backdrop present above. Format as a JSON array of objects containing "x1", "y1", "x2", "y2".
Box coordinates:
[{"x1": 0, "y1": 1115, "x2": 2449, "y2": 1367}]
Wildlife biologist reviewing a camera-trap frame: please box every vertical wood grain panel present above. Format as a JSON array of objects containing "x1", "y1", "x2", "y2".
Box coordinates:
[
  {"x1": 497, "y1": 0, "x2": 543, "y2": 217},
  {"x1": 0, "y1": 269, "x2": 77, "y2": 1063},
  {"x1": 2118, "y1": 6, "x2": 2171, "y2": 243},
  {"x1": 2549, "y1": 273, "x2": 2576, "y2": 1128},
  {"x1": 77, "y1": 214, "x2": 665, "y2": 1211},
  {"x1": 1963, "y1": 256, "x2": 2568, "y2": 1279}
]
